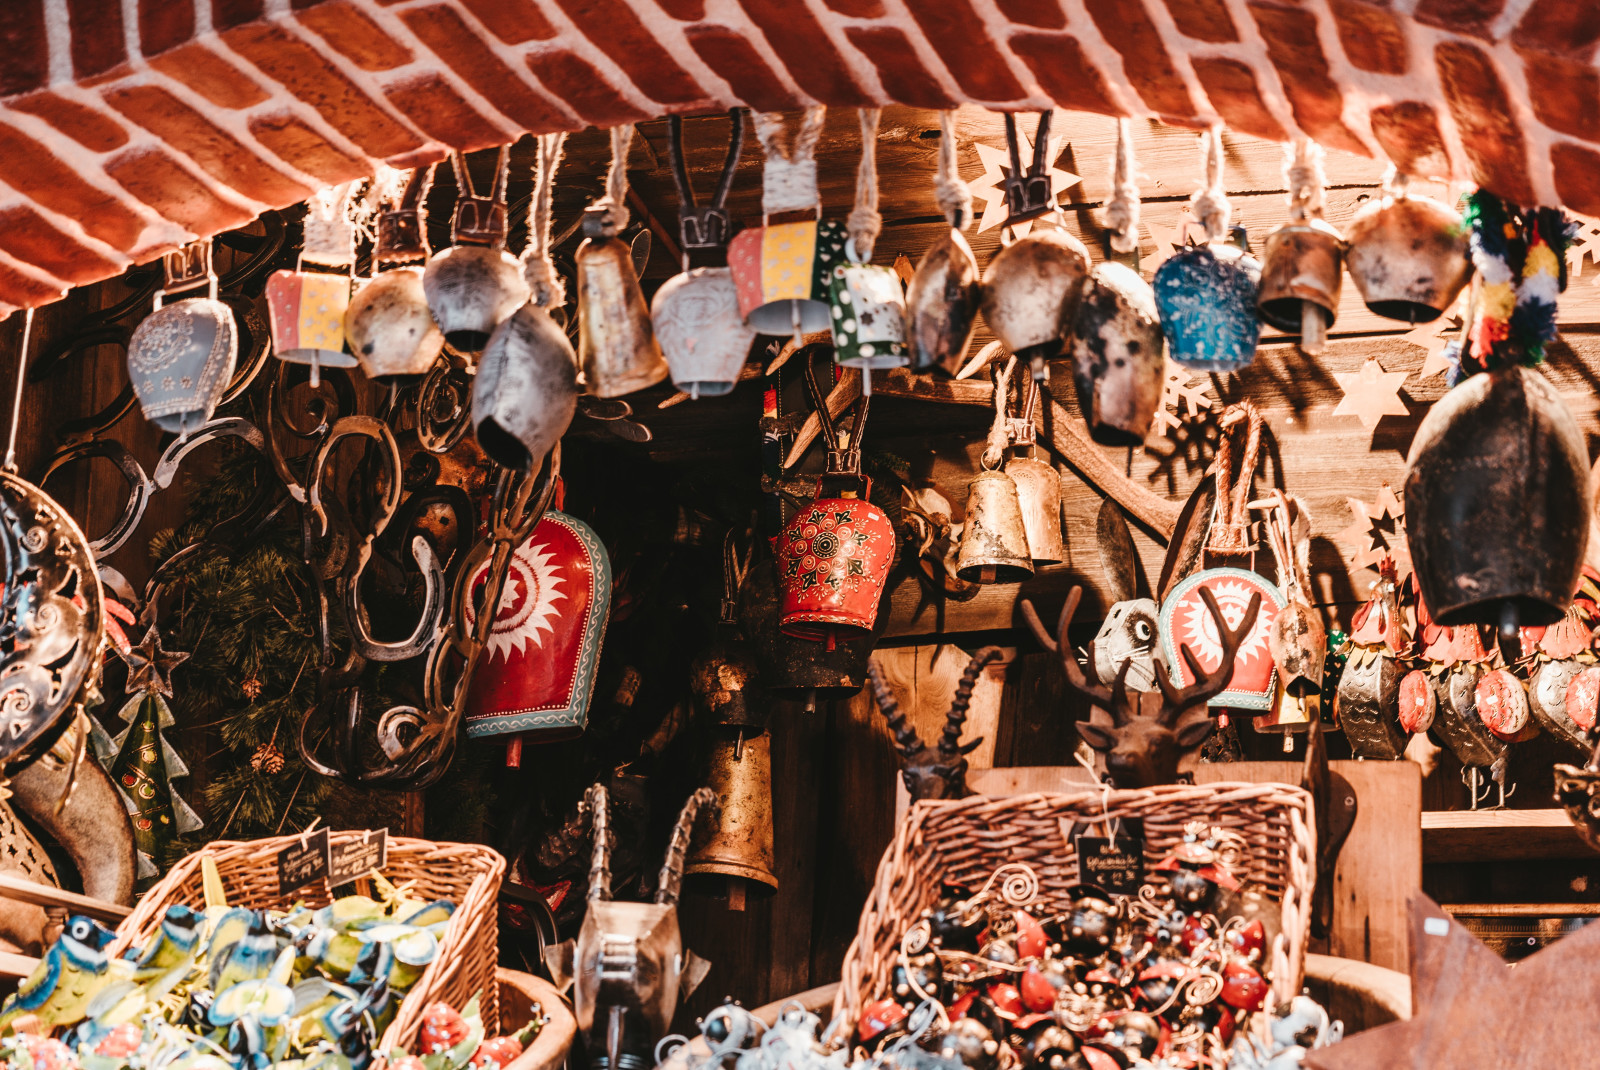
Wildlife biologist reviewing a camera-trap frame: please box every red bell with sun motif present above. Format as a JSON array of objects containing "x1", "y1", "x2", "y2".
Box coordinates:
[
  {"x1": 462, "y1": 510, "x2": 612, "y2": 742},
  {"x1": 1159, "y1": 568, "x2": 1286, "y2": 711}
]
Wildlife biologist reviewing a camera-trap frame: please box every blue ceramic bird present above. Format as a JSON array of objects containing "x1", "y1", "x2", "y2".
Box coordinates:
[
  {"x1": 209, "y1": 910, "x2": 282, "y2": 993},
  {"x1": 133, "y1": 903, "x2": 204, "y2": 979},
  {"x1": 0, "y1": 915, "x2": 118, "y2": 1029}
]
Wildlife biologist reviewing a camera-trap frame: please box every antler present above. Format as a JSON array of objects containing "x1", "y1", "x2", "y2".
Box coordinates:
[
  {"x1": 1156, "y1": 586, "x2": 1262, "y2": 722},
  {"x1": 1022, "y1": 587, "x2": 1128, "y2": 722},
  {"x1": 581, "y1": 782, "x2": 611, "y2": 903},
  {"x1": 867, "y1": 657, "x2": 927, "y2": 759},
  {"x1": 656, "y1": 786, "x2": 719, "y2": 907},
  {"x1": 941, "y1": 647, "x2": 1003, "y2": 760}
]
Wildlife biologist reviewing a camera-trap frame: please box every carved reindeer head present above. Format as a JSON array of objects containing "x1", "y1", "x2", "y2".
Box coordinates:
[
  {"x1": 1023, "y1": 586, "x2": 1260, "y2": 788},
  {"x1": 867, "y1": 648, "x2": 1002, "y2": 801}
]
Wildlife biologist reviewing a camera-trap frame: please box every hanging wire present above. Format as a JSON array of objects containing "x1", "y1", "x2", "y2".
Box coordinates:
[{"x1": 4, "y1": 308, "x2": 33, "y2": 473}]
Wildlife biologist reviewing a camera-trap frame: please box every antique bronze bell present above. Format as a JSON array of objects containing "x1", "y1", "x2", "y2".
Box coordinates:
[
  {"x1": 577, "y1": 206, "x2": 669, "y2": 398},
  {"x1": 347, "y1": 165, "x2": 445, "y2": 382},
  {"x1": 738, "y1": 551, "x2": 877, "y2": 712},
  {"x1": 1069, "y1": 261, "x2": 1164, "y2": 445},
  {"x1": 1258, "y1": 217, "x2": 1342, "y2": 353},
  {"x1": 980, "y1": 112, "x2": 1090, "y2": 380},
  {"x1": 1405, "y1": 365, "x2": 1591, "y2": 633},
  {"x1": 1345, "y1": 190, "x2": 1471, "y2": 323},
  {"x1": 423, "y1": 148, "x2": 529, "y2": 352},
  {"x1": 1005, "y1": 379, "x2": 1064, "y2": 566},
  {"x1": 685, "y1": 729, "x2": 778, "y2": 906},
  {"x1": 689, "y1": 532, "x2": 769, "y2": 733},
  {"x1": 955, "y1": 467, "x2": 1033, "y2": 584}
]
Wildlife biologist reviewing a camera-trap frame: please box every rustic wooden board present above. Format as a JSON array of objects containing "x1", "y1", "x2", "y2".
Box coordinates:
[
  {"x1": 1421, "y1": 809, "x2": 1592, "y2": 864},
  {"x1": 866, "y1": 643, "x2": 1005, "y2": 772}
]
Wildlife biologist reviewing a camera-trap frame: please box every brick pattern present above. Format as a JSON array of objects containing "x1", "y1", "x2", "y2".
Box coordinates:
[{"x1": 0, "y1": 0, "x2": 1594, "y2": 313}]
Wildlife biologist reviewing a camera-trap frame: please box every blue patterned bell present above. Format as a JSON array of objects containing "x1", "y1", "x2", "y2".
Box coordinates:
[
  {"x1": 1152, "y1": 241, "x2": 1262, "y2": 373},
  {"x1": 127, "y1": 242, "x2": 237, "y2": 435}
]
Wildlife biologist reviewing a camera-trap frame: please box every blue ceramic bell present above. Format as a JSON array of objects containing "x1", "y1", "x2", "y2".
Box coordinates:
[
  {"x1": 1153, "y1": 241, "x2": 1261, "y2": 373},
  {"x1": 127, "y1": 241, "x2": 237, "y2": 436}
]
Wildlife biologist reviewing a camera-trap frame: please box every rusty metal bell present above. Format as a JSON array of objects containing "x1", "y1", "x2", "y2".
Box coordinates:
[
  {"x1": 348, "y1": 164, "x2": 444, "y2": 381},
  {"x1": 686, "y1": 729, "x2": 778, "y2": 904},
  {"x1": 1345, "y1": 193, "x2": 1472, "y2": 323},
  {"x1": 1004, "y1": 380, "x2": 1063, "y2": 565},
  {"x1": 576, "y1": 210, "x2": 669, "y2": 398},
  {"x1": 689, "y1": 635, "x2": 767, "y2": 731},
  {"x1": 1069, "y1": 261, "x2": 1164, "y2": 446},
  {"x1": 424, "y1": 149, "x2": 529, "y2": 352},
  {"x1": 473, "y1": 302, "x2": 578, "y2": 471},
  {"x1": 980, "y1": 220, "x2": 1090, "y2": 376},
  {"x1": 1405, "y1": 365, "x2": 1591, "y2": 632},
  {"x1": 906, "y1": 228, "x2": 982, "y2": 374},
  {"x1": 956, "y1": 467, "x2": 1034, "y2": 584},
  {"x1": 1258, "y1": 217, "x2": 1343, "y2": 353}
]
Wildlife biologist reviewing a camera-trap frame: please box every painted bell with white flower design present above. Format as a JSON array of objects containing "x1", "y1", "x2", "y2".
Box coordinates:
[
  {"x1": 462, "y1": 510, "x2": 612, "y2": 741},
  {"x1": 826, "y1": 253, "x2": 909, "y2": 371},
  {"x1": 1159, "y1": 568, "x2": 1285, "y2": 710},
  {"x1": 728, "y1": 220, "x2": 847, "y2": 334},
  {"x1": 128, "y1": 241, "x2": 237, "y2": 435}
]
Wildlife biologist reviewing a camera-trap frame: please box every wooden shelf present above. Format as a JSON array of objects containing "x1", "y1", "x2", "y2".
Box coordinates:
[
  {"x1": 1422, "y1": 809, "x2": 1594, "y2": 863},
  {"x1": 1440, "y1": 902, "x2": 1600, "y2": 917}
]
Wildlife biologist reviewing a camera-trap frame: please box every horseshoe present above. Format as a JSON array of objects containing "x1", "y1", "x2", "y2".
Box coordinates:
[
  {"x1": 36, "y1": 439, "x2": 151, "y2": 556},
  {"x1": 305, "y1": 415, "x2": 403, "y2": 539},
  {"x1": 350, "y1": 534, "x2": 445, "y2": 663}
]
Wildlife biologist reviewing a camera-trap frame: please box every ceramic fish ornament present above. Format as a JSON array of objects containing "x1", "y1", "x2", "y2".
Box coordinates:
[{"x1": 1523, "y1": 601, "x2": 1598, "y2": 758}]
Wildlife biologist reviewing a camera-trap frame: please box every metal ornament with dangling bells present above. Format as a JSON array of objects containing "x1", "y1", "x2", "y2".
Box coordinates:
[
  {"x1": 651, "y1": 112, "x2": 759, "y2": 399},
  {"x1": 266, "y1": 183, "x2": 359, "y2": 388},
  {"x1": 1258, "y1": 139, "x2": 1343, "y2": 354},
  {"x1": 1345, "y1": 169, "x2": 1472, "y2": 324},
  {"x1": 1154, "y1": 127, "x2": 1262, "y2": 373},
  {"x1": 475, "y1": 132, "x2": 579, "y2": 472},
  {"x1": 1004, "y1": 376, "x2": 1065, "y2": 566},
  {"x1": 346, "y1": 164, "x2": 446, "y2": 382},
  {"x1": 955, "y1": 357, "x2": 1034, "y2": 584},
  {"x1": 980, "y1": 111, "x2": 1091, "y2": 383},
  {"x1": 577, "y1": 124, "x2": 669, "y2": 398},
  {"x1": 828, "y1": 109, "x2": 909, "y2": 377},
  {"x1": 905, "y1": 110, "x2": 981, "y2": 374},
  {"x1": 423, "y1": 147, "x2": 529, "y2": 353},
  {"x1": 1252, "y1": 491, "x2": 1325, "y2": 745},
  {"x1": 128, "y1": 239, "x2": 238, "y2": 436}
]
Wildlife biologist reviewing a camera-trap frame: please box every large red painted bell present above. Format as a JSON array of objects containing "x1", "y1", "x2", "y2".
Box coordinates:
[
  {"x1": 1159, "y1": 568, "x2": 1285, "y2": 710},
  {"x1": 776, "y1": 484, "x2": 895, "y2": 641},
  {"x1": 462, "y1": 510, "x2": 612, "y2": 741}
]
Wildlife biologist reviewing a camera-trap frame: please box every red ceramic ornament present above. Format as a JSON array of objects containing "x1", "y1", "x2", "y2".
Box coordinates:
[
  {"x1": 1220, "y1": 960, "x2": 1267, "y2": 1011},
  {"x1": 1020, "y1": 966, "x2": 1056, "y2": 1013},
  {"x1": 1015, "y1": 910, "x2": 1049, "y2": 959},
  {"x1": 463, "y1": 511, "x2": 611, "y2": 741},
  {"x1": 777, "y1": 487, "x2": 894, "y2": 640},
  {"x1": 857, "y1": 998, "x2": 907, "y2": 1043},
  {"x1": 947, "y1": 992, "x2": 975, "y2": 1020},
  {"x1": 987, "y1": 982, "x2": 1024, "y2": 1016},
  {"x1": 1159, "y1": 568, "x2": 1286, "y2": 709},
  {"x1": 1399, "y1": 669, "x2": 1437, "y2": 733},
  {"x1": 1476, "y1": 668, "x2": 1534, "y2": 741},
  {"x1": 1226, "y1": 918, "x2": 1266, "y2": 961},
  {"x1": 1079, "y1": 1048, "x2": 1122, "y2": 1070},
  {"x1": 1568, "y1": 665, "x2": 1600, "y2": 731},
  {"x1": 1179, "y1": 913, "x2": 1209, "y2": 954}
]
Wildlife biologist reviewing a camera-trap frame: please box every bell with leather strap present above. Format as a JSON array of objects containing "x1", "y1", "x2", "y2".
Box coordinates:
[
  {"x1": 423, "y1": 148, "x2": 529, "y2": 353},
  {"x1": 1069, "y1": 261, "x2": 1163, "y2": 446},
  {"x1": 1405, "y1": 365, "x2": 1590, "y2": 633},
  {"x1": 128, "y1": 240, "x2": 237, "y2": 436},
  {"x1": 347, "y1": 164, "x2": 445, "y2": 382},
  {"x1": 905, "y1": 112, "x2": 981, "y2": 374},
  {"x1": 1003, "y1": 379, "x2": 1064, "y2": 566},
  {"x1": 653, "y1": 114, "x2": 757, "y2": 398},
  {"x1": 685, "y1": 729, "x2": 778, "y2": 904},
  {"x1": 1345, "y1": 185, "x2": 1471, "y2": 323}
]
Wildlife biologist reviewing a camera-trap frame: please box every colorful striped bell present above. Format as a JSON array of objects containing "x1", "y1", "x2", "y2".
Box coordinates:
[
  {"x1": 728, "y1": 220, "x2": 847, "y2": 335},
  {"x1": 266, "y1": 270, "x2": 356, "y2": 383}
]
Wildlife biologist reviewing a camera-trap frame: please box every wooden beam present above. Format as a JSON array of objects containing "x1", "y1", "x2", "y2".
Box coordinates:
[{"x1": 0, "y1": 873, "x2": 130, "y2": 924}]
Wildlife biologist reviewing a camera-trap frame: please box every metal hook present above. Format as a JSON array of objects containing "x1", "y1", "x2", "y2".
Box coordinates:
[
  {"x1": 1001, "y1": 110, "x2": 1057, "y2": 227},
  {"x1": 668, "y1": 109, "x2": 744, "y2": 252}
]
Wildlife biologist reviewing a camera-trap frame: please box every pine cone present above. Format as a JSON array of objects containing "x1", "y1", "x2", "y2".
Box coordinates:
[
  {"x1": 241, "y1": 675, "x2": 262, "y2": 700},
  {"x1": 251, "y1": 742, "x2": 285, "y2": 775}
]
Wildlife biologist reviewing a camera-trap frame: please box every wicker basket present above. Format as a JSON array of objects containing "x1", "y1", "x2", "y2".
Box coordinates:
[
  {"x1": 109, "y1": 832, "x2": 505, "y2": 1054},
  {"x1": 833, "y1": 782, "x2": 1316, "y2": 1033}
]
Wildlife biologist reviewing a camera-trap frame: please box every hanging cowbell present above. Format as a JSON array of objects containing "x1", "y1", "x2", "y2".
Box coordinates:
[
  {"x1": 347, "y1": 164, "x2": 445, "y2": 382},
  {"x1": 1257, "y1": 140, "x2": 1343, "y2": 353},
  {"x1": 1344, "y1": 187, "x2": 1471, "y2": 323},
  {"x1": 738, "y1": 550, "x2": 877, "y2": 709},
  {"x1": 906, "y1": 112, "x2": 980, "y2": 374},
  {"x1": 266, "y1": 184, "x2": 358, "y2": 387},
  {"x1": 980, "y1": 113, "x2": 1090, "y2": 379},
  {"x1": 461, "y1": 510, "x2": 612, "y2": 743},
  {"x1": 1404, "y1": 365, "x2": 1590, "y2": 633},
  {"x1": 476, "y1": 135, "x2": 578, "y2": 472},
  {"x1": 685, "y1": 729, "x2": 779, "y2": 902},
  {"x1": 1336, "y1": 565, "x2": 1409, "y2": 760},
  {"x1": 1154, "y1": 127, "x2": 1261, "y2": 372},
  {"x1": 653, "y1": 114, "x2": 758, "y2": 399},
  {"x1": 690, "y1": 532, "x2": 769, "y2": 732},
  {"x1": 128, "y1": 241, "x2": 237, "y2": 436},
  {"x1": 957, "y1": 359, "x2": 1034, "y2": 583},
  {"x1": 830, "y1": 108, "x2": 908, "y2": 373},
  {"x1": 423, "y1": 148, "x2": 529, "y2": 353},
  {"x1": 1070, "y1": 262, "x2": 1164, "y2": 446},
  {"x1": 1004, "y1": 378, "x2": 1063, "y2": 566},
  {"x1": 1160, "y1": 568, "x2": 1284, "y2": 710}
]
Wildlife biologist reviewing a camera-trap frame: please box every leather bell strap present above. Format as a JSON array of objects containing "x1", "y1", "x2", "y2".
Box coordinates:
[
  {"x1": 1001, "y1": 110, "x2": 1056, "y2": 229},
  {"x1": 375, "y1": 163, "x2": 435, "y2": 266},
  {"x1": 159, "y1": 239, "x2": 218, "y2": 304}
]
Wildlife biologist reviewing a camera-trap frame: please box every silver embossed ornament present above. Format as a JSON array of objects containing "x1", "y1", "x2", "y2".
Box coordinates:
[{"x1": 128, "y1": 241, "x2": 237, "y2": 435}]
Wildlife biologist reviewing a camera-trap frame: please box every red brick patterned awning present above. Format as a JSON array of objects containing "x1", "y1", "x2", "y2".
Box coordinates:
[{"x1": 0, "y1": 0, "x2": 1594, "y2": 312}]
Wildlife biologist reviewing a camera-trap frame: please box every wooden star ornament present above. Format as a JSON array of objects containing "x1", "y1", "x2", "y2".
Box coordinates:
[
  {"x1": 1307, "y1": 892, "x2": 1600, "y2": 1068},
  {"x1": 967, "y1": 134, "x2": 1080, "y2": 235},
  {"x1": 1332, "y1": 358, "x2": 1409, "y2": 428},
  {"x1": 1400, "y1": 295, "x2": 1465, "y2": 379},
  {"x1": 1336, "y1": 483, "x2": 1410, "y2": 582},
  {"x1": 120, "y1": 621, "x2": 189, "y2": 698}
]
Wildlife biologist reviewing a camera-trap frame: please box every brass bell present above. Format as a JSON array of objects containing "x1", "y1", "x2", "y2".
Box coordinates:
[
  {"x1": 576, "y1": 208, "x2": 669, "y2": 398},
  {"x1": 1258, "y1": 217, "x2": 1343, "y2": 353},
  {"x1": 955, "y1": 467, "x2": 1034, "y2": 584},
  {"x1": 1005, "y1": 380, "x2": 1063, "y2": 566},
  {"x1": 1345, "y1": 192, "x2": 1472, "y2": 323},
  {"x1": 686, "y1": 729, "x2": 778, "y2": 907},
  {"x1": 691, "y1": 532, "x2": 770, "y2": 732}
]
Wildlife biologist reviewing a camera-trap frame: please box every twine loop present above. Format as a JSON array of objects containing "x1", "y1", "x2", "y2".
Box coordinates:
[
  {"x1": 522, "y1": 131, "x2": 569, "y2": 309},
  {"x1": 1106, "y1": 118, "x2": 1140, "y2": 254},
  {"x1": 982, "y1": 356, "x2": 1017, "y2": 470},
  {"x1": 1381, "y1": 164, "x2": 1411, "y2": 199},
  {"x1": 849, "y1": 108, "x2": 883, "y2": 262},
  {"x1": 934, "y1": 110, "x2": 972, "y2": 231},
  {"x1": 1190, "y1": 125, "x2": 1230, "y2": 243},
  {"x1": 753, "y1": 107, "x2": 827, "y2": 216},
  {"x1": 1284, "y1": 137, "x2": 1326, "y2": 224},
  {"x1": 589, "y1": 125, "x2": 634, "y2": 239}
]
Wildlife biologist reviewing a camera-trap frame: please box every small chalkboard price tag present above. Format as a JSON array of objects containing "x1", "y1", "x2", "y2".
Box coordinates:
[
  {"x1": 329, "y1": 829, "x2": 388, "y2": 888},
  {"x1": 1067, "y1": 818, "x2": 1145, "y2": 895},
  {"x1": 277, "y1": 828, "x2": 330, "y2": 898}
]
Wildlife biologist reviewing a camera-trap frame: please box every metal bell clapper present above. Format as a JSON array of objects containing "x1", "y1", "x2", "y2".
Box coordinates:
[
  {"x1": 685, "y1": 729, "x2": 778, "y2": 907},
  {"x1": 423, "y1": 148, "x2": 529, "y2": 353},
  {"x1": 1405, "y1": 364, "x2": 1590, "y2": 634},
  {"x1": 1069, "y1": 261, "x2": 1164, "y2": 445},
  {"x1": 474, "y1": 303, "x2": 578, "y2": 472},
  {"x1": 577, "y1": 205, "x2": 669, "y2": 398},
  {"x1": 653, "y1": 113, "x2": 757, "y2": 399},
  {"x1": 347, "y1": 164, "x2": 445, "y2": 382},
  {"x1": 1345, "y1": 188, "x2": 1472, "y2": 323},
  {"x1": 980, "y1": 111, "x2": 1090, "y2": 382},
  {"x1": 1258, "y1": 217, "x2": 1343, "y2": 353},
  {"x1": 1004, "y1": 378, "x2": 1064, "y2": 566},
  {"x1": 127, "y1": 240, "x2": 237, "y2": 437},
  {"x1": 1153, "y1": 237, "x2": 1262, "y2": 373}
]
